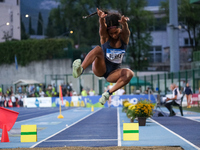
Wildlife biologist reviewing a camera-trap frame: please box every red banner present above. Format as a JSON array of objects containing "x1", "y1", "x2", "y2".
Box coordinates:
[
  {"x1": 59, "y1": 85, "x2": 63, "y2": 104},
  {"x1": 191, "y1": 94, "x2": 200, "y2": 106},
  {"x1": 0, "y1": 107, "x2": 19, "y2": 131}
]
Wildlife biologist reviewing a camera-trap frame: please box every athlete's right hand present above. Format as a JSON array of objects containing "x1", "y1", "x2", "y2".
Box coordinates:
[{"x1": 97, "y1": 8, "x2": 107, "y2": 18}]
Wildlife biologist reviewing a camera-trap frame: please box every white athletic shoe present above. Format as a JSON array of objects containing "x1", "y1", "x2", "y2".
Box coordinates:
[
  {"x1": 72, "y1": 59, "x2": 83, "y2": 78},
  {"x1": 99, "y1": 91, "x2": 110, "y2": 105}
]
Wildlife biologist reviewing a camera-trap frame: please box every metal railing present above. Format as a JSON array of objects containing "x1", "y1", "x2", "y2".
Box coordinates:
[
  {"x1": 193, "y1": 51, "x2": 200, "y2": 62},
  {"x1": 1, "y1": 69, "x2": 200, "y2": 96},
  {"x1": 137, "y1": 68, "x2": 200, "y2": 95}
]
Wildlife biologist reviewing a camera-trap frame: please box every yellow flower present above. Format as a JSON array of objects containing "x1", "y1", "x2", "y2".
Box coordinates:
[
  {"x1": 124, "y1": 102, "x2": 132, "y2": 107},
  {"x1": 122, "y1": 100, "x2": 129, "y2": 106},
  {"x1": 128, "y1": 105, "x2": 133, "y2": 110},
  {"x1": 133, "y1": 101, "x2": 154, "y2": 117},
  {"x1": 129, "y1": 105, "x2": 136, "y2": 110}
]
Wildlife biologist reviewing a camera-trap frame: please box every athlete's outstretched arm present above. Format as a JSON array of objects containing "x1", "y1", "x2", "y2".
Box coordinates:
[
  {"x1": 119, "y1": 15, "x2": 130, "y2": 45},
  {"x1": 97, "y1": 8, "x2": 109, "y2": 44}
]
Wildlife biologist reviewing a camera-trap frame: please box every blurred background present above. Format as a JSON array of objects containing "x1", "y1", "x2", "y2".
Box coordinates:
[{"x1": 0, "y1": 0, "x2": 200, "y2": 98}]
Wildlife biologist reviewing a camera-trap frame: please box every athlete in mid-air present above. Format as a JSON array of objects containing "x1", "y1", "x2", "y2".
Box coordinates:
[{"x1": 72, "y1": 8, "x2": 134, "y2": 105}]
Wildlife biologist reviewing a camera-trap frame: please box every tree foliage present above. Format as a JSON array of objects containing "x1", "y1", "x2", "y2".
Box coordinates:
[
  {"x1": 160, "y1": 0, "x2": 200, "y2": 51},
  {"x1": 124, "y1": 0, "x2": 153, "y2": 70},
  {"x1": 37, "y1": 12, "x2": 44, "y2": 35},
  {"x1": 28, "y1": 17, "x2": 35, "y2": 35},
  {"x1": 0, "y1": 39, "x2": 73, "y2": 66},
  {"x1": 45, "y1": 0, "x2": 153, "y2": 71},
  {"x1": 21, "y1": 16, "x2": 29, "y2": 40}
]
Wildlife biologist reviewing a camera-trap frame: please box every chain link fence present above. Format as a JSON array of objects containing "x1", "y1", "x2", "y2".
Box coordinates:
[
  {"x1": 1, "y1": 69, "x2": 200, "y2": 96},
  {"x1": 44, "y1": 73, "x2": 133, "y2": 95},
  {"x1": 45, "y1": 73, "x2": 106, "y2": 95},
  {"x1": 42, "y1": 69, "x2": 200, "y2": 96},
  {"x1": 138, "y1": 68, "x2": 200, "y2": 95}
]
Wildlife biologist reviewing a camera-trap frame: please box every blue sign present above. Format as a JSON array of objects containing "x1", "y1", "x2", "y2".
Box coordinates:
[
  {"x1": 51, "y1": 94, "x2": 156, "y2": 108},
  {"x1": 109, "y1": 95, "x2": 156, "y2": 107},
  {"x1": 35, "y1": 98, "x2": 39, "y2": 107},
  {"x1": 52, "y1": 97, "x2": 71, "y2": 107}
]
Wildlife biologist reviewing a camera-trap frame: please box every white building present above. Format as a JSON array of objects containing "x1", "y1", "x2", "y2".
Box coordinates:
[
  {"x1": 0, "y1": 0, "x2": 21, "y2": 42},
  {"x1": 146, "y1": 6, "x2": 192, "y2": 71}
]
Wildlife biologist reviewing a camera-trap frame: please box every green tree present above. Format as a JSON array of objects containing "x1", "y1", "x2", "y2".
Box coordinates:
[
  {"x1": 28, "y1": 17, "x2": 35, "y2": 35},
  {"x1": 20, "y1": 16, "x2": 29, "y2": 40},
  {"x1": 125, "y1": 0, "x2": 153, "y2": 70},
  {"x1": 161, "y1": 0, "x2": 200, "y2": 51},
  {"x1": 46, "y1": 16, "x2": 55, "y2": 38},
  {"x1": 46, "y1": 6, "x2": 67, "y2": 38},
  {"x1": 47, "y1": 0, "x2": 115, "y2": 46},
  {"x1": 46, "y1": 0, "x2": 153, "y2": 70},
  {"x1": 37, "y1": 12, "x2": 44, "y2": 35}
]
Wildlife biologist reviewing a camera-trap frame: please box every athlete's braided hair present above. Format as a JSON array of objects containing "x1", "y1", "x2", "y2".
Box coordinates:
[
  {"x1": 105, "y1": 11, "x2": 122, "y2": 29},
  {"x1": 82, "y1": 9, "x2": 122, "y2": 29}
]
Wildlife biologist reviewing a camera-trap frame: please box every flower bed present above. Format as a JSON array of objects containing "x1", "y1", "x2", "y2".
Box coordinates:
[{"x1": 122, "y1": 99, "x2": 154, "y2": 125}]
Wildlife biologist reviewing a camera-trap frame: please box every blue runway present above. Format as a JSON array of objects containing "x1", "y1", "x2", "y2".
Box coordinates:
[
  {"x1": 7, "y1": 107, "x2": 73, "y2": 122},
  {"x1": 0, "y1": 106, "x2": 200, "y2": 149},
  {"x1": 35, "y1": 108, "x2": 118, "y2": 147},
  {"x1": 152, "y1": 115, "x2": 200, "y2": 147}
]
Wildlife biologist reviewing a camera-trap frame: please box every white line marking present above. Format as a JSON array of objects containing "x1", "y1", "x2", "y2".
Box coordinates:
[
  {"x1": 150, "y1": 118, "x2": 200, "y2": 150},
  {"x1": 16, "y1": 108, "x2": 75, "y2": 123},
  {"x1": 17, "y1": 112, "x2": 56, "y2": 118},
  {"x1": 73, "y1": 110, "x2": 90, "y2": 112},
  {"x1": 179, "y1": 116, "x2": 200, "y2": 123},
  {"x1": 161, "y1": 109, "x2": 200, "y2": 123},
  {"x1": 15, "y1": 108, "x2": 66, "y2": 118},
  {"x1": 117, "y1": 107, "x2": 121, "y2": 146},
  {"x1": 16, "y1": 113, "x2": 57, "y2": 123},
  {"x1": 44, "y1": 139, "x2": 117, "y2": 142},
  {"x1": 30, "y1": 108, "x2": 102, "y2": 148}
]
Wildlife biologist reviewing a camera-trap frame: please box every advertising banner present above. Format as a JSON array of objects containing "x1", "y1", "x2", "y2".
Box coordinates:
[
  {"x1": 52, "y1": 97, "x2": 71, "y2": 107},
  {"x1": 23, "y1": 97, "x2": 52, "y2": 107},
  {"x1": 51, "y1": 94, "x2": 156, "y2": 108},
  {"x1": 24, "y1": 95, "x2": 156, "y2": 108},
  {"x1": 191, "y1": 94, "x2": 200, "y2": 106},
  {"x1": 107, "y1": 94, "x2": 156, "y2": 107}
]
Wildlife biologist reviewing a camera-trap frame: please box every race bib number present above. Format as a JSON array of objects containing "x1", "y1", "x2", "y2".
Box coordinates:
[{"x1": 106, "y1": 48, "x2": 125, "y2": 64}]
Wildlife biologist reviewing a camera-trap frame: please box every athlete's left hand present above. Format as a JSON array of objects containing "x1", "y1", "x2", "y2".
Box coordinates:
[
  {"x1": 118, "y1": 15, "x2": 130, "y2": 25},
  {"x1": 166, "y1": 97, "x2": 170, "y2": 101}
]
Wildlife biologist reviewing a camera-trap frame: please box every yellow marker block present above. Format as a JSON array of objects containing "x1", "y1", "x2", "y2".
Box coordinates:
[
  {"x1": 70, "y1": 101, "x2": 74, "y2": 107},
  {"x1": 81, "y1": 101, "x2": 85, "y2": 107},
  {"x1": 91, "y1": 105, "x2": 94, "y2": 112},
  {"x1": 65, "y1": 101, "x2": 69, "y2": 107},
  {"x1": 77, "y1": 101, "x2": 80, "y2": 107},
  {"x1": 123, "y1": 123, "x2": 139, "y2": 141},
  {"x1": 21, "y1": 125, "x2": 37, "y2": 142}
]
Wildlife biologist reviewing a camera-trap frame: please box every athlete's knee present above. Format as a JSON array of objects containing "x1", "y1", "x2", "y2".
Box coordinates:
[
  {"x1": 127, "y1": 70, "x2": 134, "y2": 81},
  {"x1": 128, "y1": 70, "x2": 134, "y2": 78},
  {"x1": 94, "y1": 45, "x2": 103, "y2": 54},
  {"x1": 95, "y1": 45, "x2": 101, "y2": 49},
  {"x1": 122, "y1": 69, "x2": 134, "y2": 82}
]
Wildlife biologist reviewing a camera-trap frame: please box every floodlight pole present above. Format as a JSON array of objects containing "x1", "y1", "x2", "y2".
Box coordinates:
[{"x1": 169, "y1": 0, "x2": 180, "y2": 72}]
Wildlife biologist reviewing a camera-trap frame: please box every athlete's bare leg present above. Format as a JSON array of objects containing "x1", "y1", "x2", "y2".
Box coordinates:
[
  {"x1": 106, "y1": 68, "x2": 134, "y2": 93},
  {"x1": 99, "y1": 68, "x2": 134, "y2": 105},
  {"x1": 77, "y1": 46, "x2": 134, "y2": 105},
  {"x1": 81, "y1": 46, "x2": 106, "y2": 77},
  {"x1": 188, "y1": 94, "x2": 191, "y2": 107},
  {"x1": 186, "y1": 94, "x2": 191, "y2": 108}
]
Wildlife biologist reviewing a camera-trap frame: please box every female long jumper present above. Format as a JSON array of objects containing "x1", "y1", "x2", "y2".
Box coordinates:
[{"x1": 72, "y1": 8, "x2": 134, "y2": 105}]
